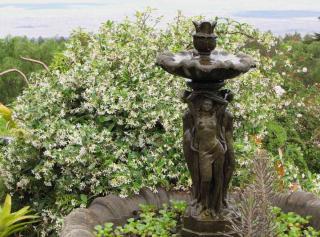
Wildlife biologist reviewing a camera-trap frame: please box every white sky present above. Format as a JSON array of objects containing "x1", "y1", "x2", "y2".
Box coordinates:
[
  {"x1": 0, "y1": 0, "x2": 318, "y2": 10},
  {"x1": 0, "y1": 0, "x2": 319, "y2": 37}
]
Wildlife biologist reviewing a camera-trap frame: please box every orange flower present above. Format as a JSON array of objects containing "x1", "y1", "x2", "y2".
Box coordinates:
[{"x1": 252, "y1": 134, "x2": 262, "y2": 145}]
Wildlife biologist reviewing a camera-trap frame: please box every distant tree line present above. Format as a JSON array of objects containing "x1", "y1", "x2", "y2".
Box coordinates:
[
  {"x1": 315, "y1": 17, "x2": 320, "y2": 41},
  {"x1": 0, "y1": 36, "x2": 66, "y2": 104}
]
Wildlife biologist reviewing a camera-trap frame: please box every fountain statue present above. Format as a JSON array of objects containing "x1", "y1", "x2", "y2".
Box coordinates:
[{"x1": 156, "y1": 21, "x2": 255, "y2": 236}]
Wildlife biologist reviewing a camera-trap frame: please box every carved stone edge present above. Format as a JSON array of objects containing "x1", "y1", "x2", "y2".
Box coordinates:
[
  {"x1": 155, "y1": 50, "x2": 255, "y2": 74},
  {"x1": 60, "y1": 188, "x2": 191, "y2": 237},
  {"x1": 271, "y1": 191, "x2": 320, "y2": 230}
]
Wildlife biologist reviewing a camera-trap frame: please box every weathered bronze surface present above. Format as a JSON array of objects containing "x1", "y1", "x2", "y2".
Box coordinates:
[
  {"x1": 156, "y1": 20, "x2": 254, "y2": 236},
  {"x1": 192, "y1": 21, "x2": 217, "y2": 56},
  {"x1": 156, "y1": 49, "x2": 254, "y2": 82},
  {"x1": 182, "y1": 89, "x2": 234, "y2": 216},
  {"x1": 156, "y1": 21, "x2": 254, "y2": 83}
]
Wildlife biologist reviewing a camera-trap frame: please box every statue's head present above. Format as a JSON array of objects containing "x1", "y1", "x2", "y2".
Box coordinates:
[{"x1": 201, "y1": 99, "x2": 213, "y2": 112}]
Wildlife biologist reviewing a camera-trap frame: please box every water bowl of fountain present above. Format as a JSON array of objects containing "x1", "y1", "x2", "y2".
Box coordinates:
[{"x1": 156, "y1": 21, "x2": 255, "y2": 90}]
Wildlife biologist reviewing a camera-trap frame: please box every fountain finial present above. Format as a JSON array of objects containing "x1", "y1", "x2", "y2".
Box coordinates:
[
  {"x1": 192, "y1": 21, "x2": 217, "y2": 34},
  {"x1": 192, "y1": 21, "x2": 218, "y2": 56}
]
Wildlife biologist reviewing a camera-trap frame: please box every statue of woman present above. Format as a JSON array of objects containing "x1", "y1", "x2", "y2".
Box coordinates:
[
  {"x1": 183, "y1": 93, "x2": 227, "y2": 218},
  {"x1": 195, "y1": 98, "x2": 226, "y2": 217}
]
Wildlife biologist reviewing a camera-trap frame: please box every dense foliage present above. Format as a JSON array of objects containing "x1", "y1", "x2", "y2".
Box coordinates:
[
  {"x1": 0, "y1": 36, "x2": 65, "y2": 104},
  {"x1": 95, "y1": 201, "x2": 187, "y2": 237},
  {"x1": 273, "y1": 207, "x2": 320, "y2": 237},
  {"x1": 268, "y1": 35, "x2": 320, "y2": 176},
  {"x1": 0, "y1": 10, "x2": 319, "y2": 236}
]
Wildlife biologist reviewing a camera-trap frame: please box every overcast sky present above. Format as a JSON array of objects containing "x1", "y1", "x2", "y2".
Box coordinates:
[{"x1": 0, "y1": 0, "x2": 319, "y2": 38}]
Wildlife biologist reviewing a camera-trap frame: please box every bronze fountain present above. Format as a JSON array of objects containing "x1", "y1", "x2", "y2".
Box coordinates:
[{"x1": 156, "y1": 21, "x2": 255, "y2": 236}]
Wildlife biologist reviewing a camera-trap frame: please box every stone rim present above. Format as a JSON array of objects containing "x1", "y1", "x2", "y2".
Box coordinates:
[{"x1": 156, "y1": 50, "x2": 255, "y2": 82}]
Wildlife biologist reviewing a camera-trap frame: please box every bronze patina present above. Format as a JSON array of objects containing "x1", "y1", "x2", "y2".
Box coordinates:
[{"x1": 156, "y1": 21, "x2": 255, "y2": 236}]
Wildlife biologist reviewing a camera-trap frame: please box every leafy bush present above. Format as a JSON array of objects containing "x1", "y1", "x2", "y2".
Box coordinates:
[
  {"x1": 264, "y1": 120, "x2": 308, "y2": 171},
  {"x1": 0, "y1": 194, "x2": 38, "y2": 237},
  {"x1": 94, "y1": 201, "x2": 187, "y2": 237},
  {"x1": 270, "y1": 35, "x2": 320, "y2": 174},
  {"x1": 265, "y1": 121, "x2": 287, "y2": 152},
  {"x1": 273, "y1": 207, "x2": 320, "y2": 237}
]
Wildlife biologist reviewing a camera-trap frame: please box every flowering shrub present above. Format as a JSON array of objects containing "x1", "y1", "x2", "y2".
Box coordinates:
[
  {"x1": 271, "y1": 37, "x2": 320, "y2": 173},
  {"x1": 0, "y1": 10, "x2": 317, "y2": 236}
]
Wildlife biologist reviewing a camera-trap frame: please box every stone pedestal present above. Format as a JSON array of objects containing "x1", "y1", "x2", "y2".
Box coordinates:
[{"x1": 181, "y1": 215, "x2": 238, "y2": 237}]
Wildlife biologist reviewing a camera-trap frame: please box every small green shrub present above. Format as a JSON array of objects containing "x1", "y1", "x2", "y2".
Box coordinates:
[
  {"x1": 273, "y1": 207, "x2": 320, "y2": 237},
  {"x1": 284, "y1": 143, "x2": 308, "y2": 171},
  {"x1": 265, "y1": 121, "x2": 287, "y2": 152},
  {"x1": 0, "y1": 194, "x2": 38, "y2": 237},
  {"x1": 94, "y1": 200, "x2": 187, "y2": 237}
]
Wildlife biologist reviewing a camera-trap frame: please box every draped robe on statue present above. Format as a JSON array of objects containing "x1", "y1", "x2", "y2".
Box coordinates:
[{"x1": 183, "y1": 90, "x2": 235, "y2": 216}]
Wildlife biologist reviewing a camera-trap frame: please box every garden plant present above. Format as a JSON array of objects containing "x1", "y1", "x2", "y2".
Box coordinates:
[{"x1": 0, "y1": 194, "x2": 38, "y2": 237}]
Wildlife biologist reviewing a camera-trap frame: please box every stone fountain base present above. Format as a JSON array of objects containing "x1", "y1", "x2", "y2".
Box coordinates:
[
  {"x1": 61, "y1": 188, "x2": 191, "y2": 237},
  {"x1": 182, "y1": 216, "x2": 237, "y2": 237},
  {"x1": 61, "y1": 190, "x2": 320, "y2": 237}
]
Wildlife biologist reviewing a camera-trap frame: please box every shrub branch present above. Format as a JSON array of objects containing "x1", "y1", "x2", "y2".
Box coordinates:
[
  {"x1": 0, "y1": 69, "x2": 29, "y2": 86},
  {"x1": 20, "y1": 56, "x2": 49, "y2": 72}
]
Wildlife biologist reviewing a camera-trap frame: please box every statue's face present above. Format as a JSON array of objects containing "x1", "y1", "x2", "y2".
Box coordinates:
[{"x1": 202, "y1": 99, "x2": 213, "y2": 112}]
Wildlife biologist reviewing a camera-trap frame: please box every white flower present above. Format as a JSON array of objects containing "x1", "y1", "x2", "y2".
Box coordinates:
[
  {"x1": 297, "y1": 113, "x2": 302, "y2": 118},
  {"x1": 302, "y1": 67, "x2": 308, "y2": 73},
  {"x1": 16, "y1": 178, "x2": 30, "y2": 188},
  {"x1": 44, "y1": 181, "x2": 52, "y2": 187},
  {"x1": 281, "y1": 72, "x2": 286, "y2": 76},
  {"x1": 88, "y1": 144, "x2": 96, "y2": 153},
  {"x1": 273, "y1": 85, "x2": 285, "y2": 97},
  {"x1": 79, "y1": 147, "x2": 87, "y2": 157},
  {"x1": 119, "y1": 193, "x2": 128, "y2": 198},
  {"x1": 284, "y1": 101, "x2": 291, "y2": 106}
]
